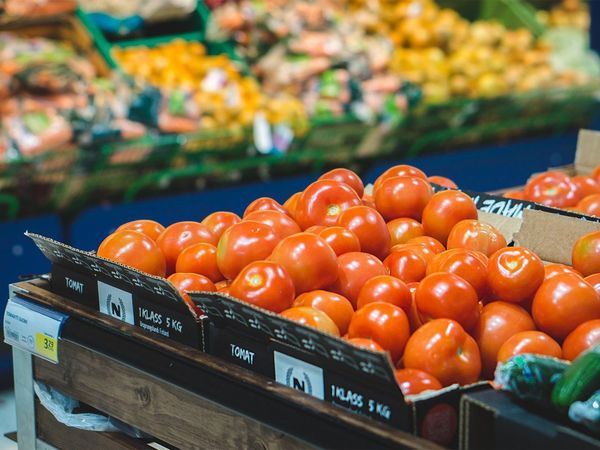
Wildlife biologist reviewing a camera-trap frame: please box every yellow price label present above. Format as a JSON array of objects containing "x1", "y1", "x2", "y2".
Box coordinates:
[{"x1": 35, "y1": 333, "x2": 58, "y2": 363}]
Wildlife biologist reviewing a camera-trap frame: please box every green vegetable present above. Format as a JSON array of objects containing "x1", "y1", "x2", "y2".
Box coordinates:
[
  {"x1": 23, "y1": 112, "x2": 51, "y2": 135},
  {"x1": 552, "y1": 346, "x2": 600, "y2": 412}
]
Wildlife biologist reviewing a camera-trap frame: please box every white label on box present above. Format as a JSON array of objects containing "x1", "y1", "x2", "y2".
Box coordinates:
[
  {"x1": 3, "y1": 297, "x2": 67, "y2": 364},
  {"x1": 274, "y1": 351, "x2": 324, "y2": 400},
  {"x1": 98, "y1": 281, "x2": 134, "y2": 325}
]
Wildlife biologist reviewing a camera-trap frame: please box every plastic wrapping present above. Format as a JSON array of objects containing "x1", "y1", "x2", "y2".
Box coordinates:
[{"x1": 569, "y1": 390, "x2": 600, "y2": 434}]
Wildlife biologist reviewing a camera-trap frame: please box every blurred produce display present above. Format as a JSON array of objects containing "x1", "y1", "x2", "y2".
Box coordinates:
[{"x1": 1, "y1": 0, "x2": 75, "y2": 19}]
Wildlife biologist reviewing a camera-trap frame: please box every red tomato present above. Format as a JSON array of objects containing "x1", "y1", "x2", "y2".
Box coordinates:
[
  {"x1": 585, "y1": 273, "x2": 600, "y2": 296},
  {"x1": 168, "y1": 272, "x2": 216, "y2": 315},
  {"x1": 175, "y1": 243, "x2": 222, "y2": 282},
  {"x1": 384, "y1": 248, "x2": 427, "y2": 283},
  {"x1": 347, "y1": 302, "x2": 410, "y2": 362},
  {"x1": 215, "y1": 279, "x2": 230, "y2": 292},
  {"x1": 346, "y1": 337, "x2": 384, "y2": 352},
  {"x1": 374, "y1": 176, "x2": 433, "y2": 221},
  {"x1": 393, "y1": 243, "x2": 436, "y2": 264},
  {"x1": 98, "y1": 230, "x2": 166, "y2": 277},
  {"x1": 243, "y1": 197, "x2": 288, "y2": 217},
  {"x1": 280, "y1": 306, "x2": 340, "y2": 336},
  {"x1": 562, "y1": 319, "x2": 600, "y2": 360},
  {"x1": 295, "y1": 180, "x2": 362, "y2": 229},
  {"x1": 356, "y1": 275, "x2": 411, "y2": 312},
  {"x1": 362, "y1": 194, "x2": 376, "y2": 209},
  {"x1": 387, "y1": 218, "x2": 424, "y2": 247},
  {"x1": 406, "y1": 236, "x2": 445, "y2": 255},
  {"x1": 572, "y1": 230, "x2": 600, "y2": 276},
  {"x1": 544, "y1": 263, "x2": 581, "y2": 281},
  {"x1": 416, "y1": 272, "x2": 480, "y2": 330},
  {"x1": 244, "y1": 210, "x2": 301, "y2": 240},
  {"x1": 201, "y1": 212, "x2": 241, "y2": 240},
  {"x1": 532, "y1": 273, "x2": 600, "y2": 340},
  {"x1": 283, "y1": 192, "x2": 302, "y2": 219},
  {"x1": 593, "y1": 166, "x2": 600, "y2": 184},
  {"x1": 217, "y1": 221, "x2": 279, "y2": 280},
  {"x1": 319, "y1": 168, "x2": 365, "y2": 197},
  {"x1": 572, "y1": 175, "x2": 600, "y2": 199},
  {"x1": 403, "y1": 319, "x2": 481, "y2": 386},
  {"x1": 427, "y1": 176, "x2": 458, "y2": 189},
  {"x1": 317, "y1": 226, "x2": 361, "y2": 256},
  {"x1": 472, "y1": 301, "x2": 536, "y2": 378},
  {"x1": 497, "y1": 331, "x2": 562, "y2": 363},
  {"x1": 394, "y1": 368, "x2": 443, "y2": 395},
  {"x1": 270, "y1": 233, "x2": 338, "y2": 294},
  {"x1": 487, "y1": 247, "x2": 545, "y2": 303},
  {"x1": 337, "y1": 206, "x2": 391, "y2": 260},
  {"x1": 331, "y1": 252, "x2": 387, "y2": 308},
  {"x1": 422, "y1": 190, "x2": 478, "y2": 245},
  {"x1": 406, "y1": 282, "x2": 423, "y2": 332},
  {"x1": 446, "y1": 220, "x2": 507, "y2": 257},
  {"x1": 426, "y1": 249, "x2": 488, "y2": 299},
  {"x1": 305, "y1": 225, "x2": 327, "y2": 234},
  {"x1": 116, "y1": 219, "x2": 165, "y2": 241},
  {"x1": 503, "y1": 191, "x2": 525, "y2": 200},
  {"x1": 523, "y1": 171, "x2": 580, "y2": 207},
  {"x1": 577, "y1": 194, "x2": 600, "y2": 217},
  {"x1": 157, "y1": 222, "x2": 217, "y2": 275},
  {"x1": 293, "y1": 290, "x2": 354, "y2": 335},
  {"x1": 373, "y1": 164, "x2": 427, "y2": 192}
]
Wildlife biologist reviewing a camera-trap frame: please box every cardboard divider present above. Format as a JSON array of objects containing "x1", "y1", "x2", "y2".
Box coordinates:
[{"x1": 575, "y1": 129, "x2": 600, "y2": 175}]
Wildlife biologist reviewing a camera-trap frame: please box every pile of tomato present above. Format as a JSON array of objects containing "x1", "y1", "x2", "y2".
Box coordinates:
[{"x1": 96, "y1": 165, "x2": 600, "y2": 397}]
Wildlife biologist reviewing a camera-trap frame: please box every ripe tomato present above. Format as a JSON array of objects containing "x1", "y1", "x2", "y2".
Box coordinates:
[
  {"x1": 446, "y1": 220, "x2": 507, "y2": 257},
  {"x1": 406, "y1": 281, "x2": 423, "y2": 332},
  {"x1": 532, "y1": 273, "x2": 600, "y2": 340},
  {"x1": 427, "y1": 176, "x2": 458, "y2": 189},
  {"x1": 373, "y1": 164, "x2": 427, "y2": 192},
  {"x1": 544, "y1": 263, "x2": 581, "y2": 281},
  {"x1": 294, "y1": 290, "x2": 354, "y2": 335},
  {"x1": 374, "y1": 176, "x2": 433, "y2": 221},
  {"x1": 157, "y1": 222, "x2": 217, "y2": 274},
  {"x1": 523, "y1": 171, "x2": 580, "y2": 207},
  {"x1": 416, "y1": 272, "x2": 480, "y2": 330},
  {"x1": 116, "y1": 219, "x2": 165, "y2": 241},
  {"x1": 572, "y1": 230, "x2": 600, "y2": 276},
  {"x1": 346, "y1": 337, "x2": 384, "y2": 352},
  {"x1": 487, "y1": 247, "x2": 544, "y2": 303},
  {"x1": 406, "y1": 236, "x2": 445, "y2": 255},
  {"x1": 585, "y1": 273, "x2": 600, "y2": 296},
  {"x1": 283, "y1": 192, "x2": 302, "y2": 219},
  {"x1": 562, "y1": 319, "x2": 600, "y2": 360},
  {"x1": 393, "y1": 243, "x2": 436, "y2": 264},
  {"x1": 175, "y1": 243, "x2": 222, "y2": 282},
  {"x1": 503, "y1": 191, "x2": 525, "y2": 200},
  {"x1": 244, "y1": 210, "x2": 301, "y2": 240},
  {"x1": 387, "y1": 218, "x2": 424, "y2": 247},
  {"x1": 201, "y1": 212, "x2": 241, "y2": 240},
  {"x1": 305, "y1": 225, "x2": 327, "y2": 234},
  {"x1": 497, "y1": 331, "x2": 562, "y2": 363},
  {"x1": 403, "y1": 319, "x2": 481, "y2": 386},
  {"x1": 362, "y1": 194, "x2": 376, "y2": 209},
  {"x1": 295, "y1": 180, "x2": 362, "y2": 229},
  {"x1": 572, "y1": 175, "x2": 600, "y2": 199},
  {"x1": 243, "y1": 197, "x2": 288, "y2": 217},
  {"x1": 337, "y1": 206, "x2": 391, "y2": 260},
  {"x1": 319, "y1": 168, "x2": 364, "y2": 197},
  {"x1": 426, "y1": 249, "x2": 488, "y2": 299},
  {"x1": 280, "y1": 306, "x2": 340, "y2": 336},
  {"x1": 270, "y1": 233, "x2": 338, "y2": 294},
  {"x1": 472, "y1": 301, "x2": 536, "y2": 378},
  {"x1": 347, "y1": 302, "x2": 410, "y2": 362},
  {"x1": 394, "y1": 368, "x2": 443, "y2": 396},
  {"x1": 229, "y1": 261, "x2": 295, "y2": 313},
  {"x1": 356, "y1": 275, "x2": 411, "y2": 312},
  {"x1": 215, "y1": 279, "x2": 230, "y2": 293},
  {"x1": 217, "y1": 221, "x2": 279, "y2": 280},
  {"x1": 317, "y1": 226, "x2": 361, "y2": 256},
  {"x1": 331, "y1": 252, "x2": 387, "y2": 308},
  {"x1": 168, "y1": 272, "x2": 216, "y2": 315},
  {"x1": 384, "y1": 248, "x2": 427, "y2": 283},
  {"x1": 422, "y1": 190, "x2": 478, "y2": 245},
  {"x1": 577, "y1": 194, "x2": 600, "y2": 217},
  {"x1": 98, "y1": 230, "x2": 166, "y2": 277},
  {"x1": 593, "y1": 166, "x2": 600, "y2": 184}
]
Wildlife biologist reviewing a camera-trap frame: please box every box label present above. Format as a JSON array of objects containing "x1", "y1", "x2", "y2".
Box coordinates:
[
  {"x1": 274, "y1": 351, "x2": 324, "y2": 400},
  {"x1": 98, "y1": 281, "x2": 134, "y2": 325}
]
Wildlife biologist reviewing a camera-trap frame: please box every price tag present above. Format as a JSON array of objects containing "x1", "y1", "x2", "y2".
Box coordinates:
[{"x1": 3, "y1": 297, "x2": 68, "y2": 364}]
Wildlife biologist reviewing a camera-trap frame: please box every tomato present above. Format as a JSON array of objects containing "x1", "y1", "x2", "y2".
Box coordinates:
[
  {"x1": 394, "y1": 368, "x2": 443, "y2": 395},
  {"x1": 422, "y1": 190, "x2": 478, "y2": 245},
  {"x1": 362, "y1": 194, "x2": 376, "y2": 209},
  {"x1": 446, "y1": 220, "x2": 507, "y2": 257},
  {"x1": 305, "y1": 225, "x2": 327, "y2": 234},
  {"x1": 384, "y1": 248, "x2": 427, "y2": 283},
  {"x1": 215, "y1": 279, "x2": 230, "y2": 292},
  {"x1": 337, "y1": 206, "x2": 391, "y2": 260},
  {"x1": 562, "y1": 319, "x2": 600, "y2": 360},
  {"x1": 317, "y1": 226, "x2": 361, "y2": 256},
  {"x1": 487, "y1": 247, "x2": 545, "y2": 303},
  {"x1": 393, "y1": 243, "x2": 436, "y2": 264},
  {"x1": 374, "y1": 176, "x2": 433, "y2": 221},
  {"x1": 572, "y1": 230, "x2": 600, "y2": 276},
  {"x1": 416, "y1": 272, "x2": 480, "y2": 330},
  {"x1": 168, "y1": 272, "x2": 216, "y2": 315},
  {"x1": 157, "y1": 222, "x2": 217, "y2": 274},
  {"x1": 406, "y1": 236, "x2": 445, "y2": 255},
  {"x1": 503, "y1": 191, "x2": 525, "y2": 200},
  {"x1": 373, "y1": 164, "x2": 427, "y2": 192},
  {"x1": 523, "y1": 171, "x2": 580, "y2": 207},
  {"x1": 98, "y1": 230, "x2": 166, "y2": 277},
  {"x1": 593, "y1": 166, "x2": 600, "y2": 184},
  {"x1": 331, "y1": 252, "x2": 387, "y2": 308},
  {"x1": 280, "y1": 306, "x2": 340, "y2": 336},
  {"x1": 356, "y1": 275, "x2": 411, "y2": 312},
  {"x1": 544, "y1": 263, "x2": 581, "y2": 281},
  {"x1": 532, "y1": 273, "x2": 600, "y2": 340},
  {"x1": 295, "y1": 180, "x2": 362, "y2": 229},
  {"x1": 497, "y1": 331, "x2": 562, "y2": 363},
  {"x1": 585, "y1": 273, "x2": 600, "y2": 296},
  {"x1": 116, "y1": 219, "x2": 165, "y2": 241},
  {"x1": 427, "y1": 176, "x2": 458, "y2": 189},
  {"x1": 217, "y1": 221, "x2": 279, "y2": 280},
  {"x1": 426, "y1": 249, "x2": 488, "y2": 299},
  {"x1": 270, "y1": 233, "x2": 338, "y2": 294},
  {"x1": 283, "y1": 192, "x2": 302, "y2": 219},
  {"x1": 572, "y1": 175, "x2": 600, "y2": 199},
  {"x1": 472, "y1": 301, "x2": 536, "y2": 378},
  {"x1": 347, "y1": 302, "x2": 410, "y2": 362},
  {"x1": 403, "y1": 319, "x2": 481, "y2": 386},
  {"x1": 294, "y1": 290, "x2": 354, "y2": 335},
  {"x1": 175, "y1": 243, "x2": 222, "y2": 282},
  {"x1": 319, "y1": 168, "x2": 364, "y2": 197},
  {"x1": 201, "y1": 212, "x2": 241, "y2": 240},
  {"x1": 406, "y1": 282, "x2": 423, "y2": 332},
  {"x1": 577, "y1": 194, "x2": 600, "y2": 217},
  {"x1": 387, "y1": 218, "x2": 424, "y2": 247},
  {"x1": 244, "y1": 210, "x2": 301, "y2": 239},
  {"x1": 346, "y1": 337, "x2": 384, "y2": 352},
  {"x1": 243, "y1": 197, "x2": 288, "y2": 217}
]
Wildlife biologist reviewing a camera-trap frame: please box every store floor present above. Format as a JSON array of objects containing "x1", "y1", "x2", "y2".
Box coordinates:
[{"x1": 0, "y1": 390, "x2": 16, "y2": 450}]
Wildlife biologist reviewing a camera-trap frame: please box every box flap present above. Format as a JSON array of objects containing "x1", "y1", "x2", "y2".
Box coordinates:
[
  {"x1": 478, "y1": 211, "x2": 522, "y2": 243},
  {"x1": 575, "y1": 129, "x2": 600, "y2": 174},
  {"x1": 463, "y1": 190, "x2": 535, "y2": 219}
]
